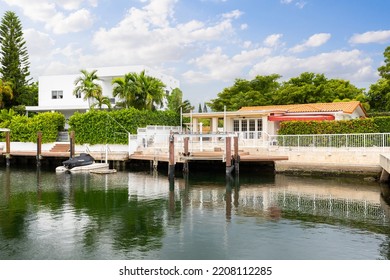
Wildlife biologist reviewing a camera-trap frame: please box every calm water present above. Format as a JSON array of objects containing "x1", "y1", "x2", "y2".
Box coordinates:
[{"x1": 0, "y1": 166, "x2": 390, "y2": 260}]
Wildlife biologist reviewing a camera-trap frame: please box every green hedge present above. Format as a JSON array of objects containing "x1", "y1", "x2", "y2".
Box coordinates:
[
  {"x1": 278, "y1": 118, "x2": 379, "y2": 135},
  {"x1": 373, "y1": 116, "x2": 390, "y2": 132},
  {"x1": 8, "y1": 112, "x2": 65, "y2": 143},
  {"x1": 68, "y1": 108, "x2": 180, "y2": 144}
]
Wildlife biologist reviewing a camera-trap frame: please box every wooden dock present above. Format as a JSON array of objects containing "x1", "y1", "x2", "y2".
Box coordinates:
[{"x1": 0, "y1": 132, "x2": 289, "y2": 175}]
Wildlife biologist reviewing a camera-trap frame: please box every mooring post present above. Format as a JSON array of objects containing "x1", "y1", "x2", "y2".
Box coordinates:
[
  {"x1": 168, "y1": 131, "x2": 175, "y2": 180},
  {"x1": 36, "y1": 131, "x2": 42, "y2": 167},
  {"x1": 225, "y1": 136, "x2": 233, "y2": 175},
  {"x1": 234, "y1": 136, "x2": 239, "y2": 175},
  {"x1": 5, "y1": 130, "x2": 10, "y2": 167},
  {"x1": 183, "y1": 136, "x2": 189, "y2": 173},
  {"x1": 69, "y1": 131, "x2": 75, "y2": 158}
]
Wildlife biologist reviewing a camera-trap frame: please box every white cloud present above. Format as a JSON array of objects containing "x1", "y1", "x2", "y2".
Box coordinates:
[
  {"x1": 249, "y1": 49, "x2": 376, "y2": 85},
  {"x1": 349, "y1": 30, "x2": 390, "y2": 44},
  {"x1": 1, "y1": 0, "x2": 95, "y2": 34},
  {"x1": 290, "y1": 33, "x2": 331, "y2": 53},
  {"x1": 281, "y1": 0, "x2": 306, "y2": 9},
  {"x1": 91, "y1": 1, "x2": 241, "y2": 66},
  {"x1": 183, "y1": 47, "x2": 271, "y2": 83},
  {"x1": 24, "y1": 28, "x2": 55, "y2": 56},
  {"x1": 49, "y1": 9, "x2": 94, "y2": 34},
  {"x1": 264, "y1": 34, "x2": 283, "y2": 48}
]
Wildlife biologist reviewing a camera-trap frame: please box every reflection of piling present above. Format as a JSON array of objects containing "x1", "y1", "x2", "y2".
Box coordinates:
[
  {"x1": 225, "y1": 175, "x2": 233, "y2": 221},
  {"x1": 5, "y1": 130, "x2": 10, "y2": 166},
  {"x1": 36, "y1": 131, "x2": 42, "y2": 166},
  {"x1": 168, "y1": 131, "x2": 175, "y2": 180}
]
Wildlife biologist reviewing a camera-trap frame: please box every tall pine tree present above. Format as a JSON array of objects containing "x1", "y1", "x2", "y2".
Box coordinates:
[{"x1": 0, "y1": 11, "x2": 31, "y2": 108}]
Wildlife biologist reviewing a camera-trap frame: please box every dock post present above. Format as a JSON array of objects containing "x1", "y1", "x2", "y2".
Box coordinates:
[
  {"x1": 69, "y1": 131, "x2": 75, "y2": 158},
  {"x1": 183, "y1": 137, "x2": 189, "y2": 173},
  {"x1": 36, "y1": 131, "x2": 42, "y2": 167},
  {"x1": 225, "y1": 136, "x2": 233, "y2": 175},
  {"x1": 234, "y1": 136, "x2": 239, "y2": 175},
  {"x1": 5, "y1": 130, "x2": 10, "y2": 166},
  {"x1": 168, "y1": 131, "x2": 175, "y2": 180}
]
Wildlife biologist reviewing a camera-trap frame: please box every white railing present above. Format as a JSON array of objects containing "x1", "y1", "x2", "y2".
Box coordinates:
[
  {"x1": 269, "y1": 133, "x2": 390, "y2": 152},
  {"x1": 129, "y1": 131, "x2": 390, "y2": 154}
]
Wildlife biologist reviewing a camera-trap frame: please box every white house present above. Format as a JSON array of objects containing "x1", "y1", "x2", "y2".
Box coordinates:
[
  {"x1": 26, "y1": 65, "x2": 180, "y2": 121},
  {"x1": 182, "y1": 101, "x2": 367, "y2": 137}
]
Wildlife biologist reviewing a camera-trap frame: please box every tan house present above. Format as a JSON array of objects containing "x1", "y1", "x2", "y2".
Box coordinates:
[{"x1": 182, "y1": 101, "x2": 367, "y2": 137}]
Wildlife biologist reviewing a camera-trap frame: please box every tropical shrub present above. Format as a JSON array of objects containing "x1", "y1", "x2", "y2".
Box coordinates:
[
  {"x1": 8, "y1": 112, "x2": 65, "y2": 142},
  {"x1": 68, "y1": 108, "x2": 180, "y2": 144}
]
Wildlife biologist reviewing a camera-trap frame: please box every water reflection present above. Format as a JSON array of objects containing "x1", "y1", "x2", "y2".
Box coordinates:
[{"x1": 0, "y1": 167, "x2": 390, "y2": 259}]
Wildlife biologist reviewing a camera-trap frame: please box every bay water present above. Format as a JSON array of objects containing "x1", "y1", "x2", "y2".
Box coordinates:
[{"x1": 0, "y1": 166, "x2": 389, "y2": 260}]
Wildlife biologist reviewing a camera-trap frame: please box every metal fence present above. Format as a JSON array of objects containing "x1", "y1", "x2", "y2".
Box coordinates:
[
  {"x1": 129, "y1": 131, "x2": 390, "y2": 154},
  {"x1": 268, "y1": 133, "x2": 390, "y2": 152}
]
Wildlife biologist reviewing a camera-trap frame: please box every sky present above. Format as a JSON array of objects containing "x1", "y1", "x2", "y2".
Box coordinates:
[{"x1": 0, "y1": 0, "x2": 389, "y2": 106}]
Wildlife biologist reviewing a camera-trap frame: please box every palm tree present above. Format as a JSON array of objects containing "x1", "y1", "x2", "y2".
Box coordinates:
[
  {"x1": 0, "y1": 79, "x2": 13, "y2": 108},
  {"x1": 91, "y1": 95, "x2": 112, "y2": 110},
  {"x1": 112, "y1": 73, "x2": 137, "y2": 109},
  {"x1": 112, "y1": 70, "x2": 166, "y2": 110},
  {"x1": 73, "y1": 69, "x2": 102, "y2": 108},
  {"x1": 138, "y1": 70, "x2": 166, "y2": 110}
]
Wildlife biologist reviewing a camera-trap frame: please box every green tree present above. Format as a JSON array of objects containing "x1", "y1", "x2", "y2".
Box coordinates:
[
  {"x1": 368, "y1": 46, "x2": 390, "y2": 112},
  {"x1": 137, "y1": 70, "x2": 166, "y2": 110},
  {"x1": 73, "y1": 69, "x2": 102, "y2": 108},
  {"x1": 166, "y1": 88, "x2": 193, "y2": 113},
  {"x1": 0, "y1": 11, "x2": 31, "y2": 108},
  {"x1": 112, "y1": 70, "x2": 166, "y2": 110},
  {"x1": 198, "y1": 103, "x2": 202, "y2": 113},
  {"x1": 91, "y1": 95, "x2": 111, "y2": 110},
  {"x1": 0, "y1": 79, "x2": 13, "y2": 108},
  {"x1": 18, "y1": 81, "x2": 37, "y2": 106},
  {"x1": 208, "y1": 74, "x2": 281, "y2": 111},
  {"x1": 274, "y1": 72, "x2": 364, "y2": 105},
  {"x1": 112, "y1": 73, "x2": 136, "y2": 109}
]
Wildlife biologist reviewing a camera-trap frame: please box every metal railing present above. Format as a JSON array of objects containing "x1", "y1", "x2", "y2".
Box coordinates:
[
  {"x1": 129, "y1": 131, "x2": 390, "y2": 154},
  {"x1": 269, "y1": 133, "x2": 390, "y2": 152}
]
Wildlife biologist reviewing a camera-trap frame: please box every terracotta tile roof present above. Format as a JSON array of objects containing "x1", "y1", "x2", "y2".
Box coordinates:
[{"x1": 238, "y1": 101, "x2": 365, "y2": 115}]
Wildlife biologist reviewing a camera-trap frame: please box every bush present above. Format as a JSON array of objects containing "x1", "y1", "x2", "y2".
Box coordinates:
[
  {"x1": 68, "y1": 109, "x2": 180, "y2": 144},
  {"x1": 278, "y1": 118, "x2": 379, "y2": 135},
  {"x1": 373, "y1": 116, "x2": 390, "y2": 132},
  {"x1": 8, "y1": 112, "x2": 65, "y2": 143}
]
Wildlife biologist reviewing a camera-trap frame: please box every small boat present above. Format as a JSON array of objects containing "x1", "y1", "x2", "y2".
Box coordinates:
[
  {"x1": 62, "y1": 153, "x2": 94, "y2": 169},
  {"x1": 56, "y1": 153, "x2": 110, "y2": 173}
]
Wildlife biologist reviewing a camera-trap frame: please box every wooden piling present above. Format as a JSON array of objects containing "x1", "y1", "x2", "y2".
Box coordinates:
[
  {"x1": 69, "y1": 131, "x2": 75, "y2": 158},
  {"x1": 225, "y1": 136, "x2": 234, "y2": 175},
  {"x1": 183, "y1": 137, "x2": 189, "y2": 173},
  {"x1": 234, "y1": 136, "x2": 239, "y2": 175},
  {"x1": 36, "y1": 131, "x2": 42, "y2": 166},
  {"x1": 168, "y1": 131, "x2": 175, "y2": 179}
]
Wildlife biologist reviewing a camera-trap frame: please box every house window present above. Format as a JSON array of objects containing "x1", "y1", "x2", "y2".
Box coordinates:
[
  {"x1": 52, "y1": 90, "x2": 63, "y2": 99},
  {"x1": 75, "y1": 91, "x2": 82, "y2": 98},
  {"x1": 249, "y1": 119, "x2": 256, "y2": 139},
  {"x1": 257, "y1": 119, "x2": 263, "y2": 131},
  {"x1": 233, "y1": 120, "x2": 240, "y2": 132}
]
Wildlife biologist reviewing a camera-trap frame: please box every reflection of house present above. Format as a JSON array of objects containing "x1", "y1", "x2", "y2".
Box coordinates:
[
  {"x1": 26, "y1": 65, "x2": 180, "y2": 121},
  {"x1": 182, "y1": 101, "x2": 367, "y2": 137}
]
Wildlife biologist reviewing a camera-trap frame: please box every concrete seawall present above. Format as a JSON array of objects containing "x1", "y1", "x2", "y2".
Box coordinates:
[{"x1": 267, "y1": 148, "x2": 384, "y2": 176}]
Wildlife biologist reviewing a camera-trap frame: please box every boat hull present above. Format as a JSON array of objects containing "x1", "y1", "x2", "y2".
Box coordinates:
[{"x1": 56, "y1": 162, "x2": 110, "y2": 173}]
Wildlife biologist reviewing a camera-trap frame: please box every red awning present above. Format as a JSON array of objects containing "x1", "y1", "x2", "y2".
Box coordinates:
[{"x1": 268, "y1": 115, "x2": 335, "y2": 121}]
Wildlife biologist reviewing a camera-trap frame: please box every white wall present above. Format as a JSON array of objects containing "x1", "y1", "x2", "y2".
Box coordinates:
[{"x1": 39, "y1": 75, "x2": 88, "y2": 109}]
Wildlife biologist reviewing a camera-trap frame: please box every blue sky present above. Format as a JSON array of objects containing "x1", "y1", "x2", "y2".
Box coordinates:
[{"x1": 0, "y1": 0, "x2": 389, "y2": 106}]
